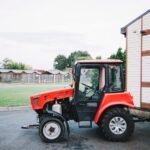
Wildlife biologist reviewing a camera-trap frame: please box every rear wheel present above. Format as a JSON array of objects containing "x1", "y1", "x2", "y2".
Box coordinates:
[
  {"x1": 39, "y1": 117, "x2": 65, "y2": 143},
  {"x1": 100, "y1": 107, "x2": 134, "y2": 141}
]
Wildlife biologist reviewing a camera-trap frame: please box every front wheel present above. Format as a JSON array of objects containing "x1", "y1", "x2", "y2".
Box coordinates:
[
  {"x1": 100, "y1": 107, "x2": 134, "y2": 141},
  {"x1": 39, "y1": 117, "x2": 65, "y2": 143}
]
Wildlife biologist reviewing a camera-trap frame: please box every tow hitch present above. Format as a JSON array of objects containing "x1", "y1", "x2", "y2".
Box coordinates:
[{"x1": 21, "y1": 124, "x2": 39, "y2": 129}]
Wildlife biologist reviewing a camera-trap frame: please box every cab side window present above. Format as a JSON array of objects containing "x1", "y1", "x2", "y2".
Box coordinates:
[{"x1": 108, "y1": 65, "x2": 123, "y2": 92}]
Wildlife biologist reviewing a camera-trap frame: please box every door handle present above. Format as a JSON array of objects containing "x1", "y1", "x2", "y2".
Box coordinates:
[
  {"x1": 87, "y1": 102, "x2": 97, "y2": 107},
  {"x1": 78, "y1": 102, "x2": 86, "y2": 106}
]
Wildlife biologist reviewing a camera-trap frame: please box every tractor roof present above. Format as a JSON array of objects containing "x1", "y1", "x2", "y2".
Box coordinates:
[{"x1": 76, "y1": 59, "x2": 122, "y2": 64}]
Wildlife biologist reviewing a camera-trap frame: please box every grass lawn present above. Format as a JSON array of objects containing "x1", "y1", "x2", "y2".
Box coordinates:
[{"x1": 0, "y1": 83, "x2": 69, "y2": 107}]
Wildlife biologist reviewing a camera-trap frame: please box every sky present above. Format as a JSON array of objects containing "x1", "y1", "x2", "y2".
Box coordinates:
[{"x1": 0, "y1": 0, "x2": 149, "y2": 69}]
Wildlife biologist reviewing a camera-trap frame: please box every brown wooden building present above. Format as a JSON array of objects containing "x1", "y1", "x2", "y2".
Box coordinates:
[{"x1": 0, "y1": 69, "x2": 72, "y2": 83}]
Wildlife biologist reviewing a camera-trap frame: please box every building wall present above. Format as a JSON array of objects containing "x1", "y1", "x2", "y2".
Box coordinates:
[
  {"x1": 0, "y1": 71, "x2": 72, "y2": 83},
  {"x1": 54, "y1": 74, "x2": 64, "y2": 83},
  {"x1": 21, "y1": 73, "x2": 62, "y2": 83},
  {"x1": 143, "y1": 12, "x2": 150, "y2": 29},
  {"x1": 21, "y1": 73, "x2": 40, "y2": 83},
  {"x1": 127, "y1": 11, "x2": 150, "y2": 109},
  {"x1": 127, "y1": 19, "x2": 141, "y2": 107},
  {"x1": 0, "y1": 72, "x2": 14, "y2": 82},
  {"x1": 142, "y1": 35, "x2": 150, "y2": 50},
  {"x1": 141, "y1": 12, "x2": 150, "y2": 109},
  {"x1": 40, "y1": 74, "x2": 54, "y2": 83}
]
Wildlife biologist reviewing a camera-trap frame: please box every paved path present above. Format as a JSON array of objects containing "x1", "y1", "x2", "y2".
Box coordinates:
[{"x1": 0, "y1": 110, "x2": 150, "y2": 150}]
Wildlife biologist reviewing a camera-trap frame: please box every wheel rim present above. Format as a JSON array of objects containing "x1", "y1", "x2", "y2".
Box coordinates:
[
  {"x1": 43, "y1": 121, "x2": 61, "y2": 140},
  {"x1": 109, "y1": 116, "x2": 127, "y2": 135}
]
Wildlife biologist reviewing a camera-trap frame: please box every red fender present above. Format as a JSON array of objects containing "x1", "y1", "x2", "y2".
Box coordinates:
[{"x1": 94, "y1": 92, "x2": 134, "y2": 124}]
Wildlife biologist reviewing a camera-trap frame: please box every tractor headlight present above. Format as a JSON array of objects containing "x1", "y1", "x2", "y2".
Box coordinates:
[{"x1": 33, "y1": 97, "x2": 39, "y2": 105}]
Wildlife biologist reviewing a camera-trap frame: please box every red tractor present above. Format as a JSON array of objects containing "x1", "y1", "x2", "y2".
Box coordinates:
[{"x1": 30, "y1": 59, "x2": 135, "y2": 142}]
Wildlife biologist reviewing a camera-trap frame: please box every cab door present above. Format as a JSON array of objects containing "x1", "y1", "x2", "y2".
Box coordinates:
[{"x1": 74, "y1": 64, "x2": 105, "y2": 121}]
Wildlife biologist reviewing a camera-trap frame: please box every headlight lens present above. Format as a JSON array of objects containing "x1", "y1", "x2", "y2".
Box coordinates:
[{"x1": 33, "y1": 97, "x2": 38, "y2": 105}]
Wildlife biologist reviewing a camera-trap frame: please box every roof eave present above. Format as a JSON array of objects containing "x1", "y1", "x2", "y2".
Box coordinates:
[
  {"x1": 121, "y1": 27, "x2": 126, "y2": 35},
  {"x1": 121, "y1": 9, "x2": 150, "y2": 35}
]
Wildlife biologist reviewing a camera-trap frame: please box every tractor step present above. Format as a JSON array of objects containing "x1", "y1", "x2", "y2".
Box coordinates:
[{"x1": 78, "y1": 121, "x2": 92, "y2": 128}]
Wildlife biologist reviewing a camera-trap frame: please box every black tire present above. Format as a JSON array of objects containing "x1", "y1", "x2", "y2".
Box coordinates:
[
  {"x1": 39, "y1": 117, "x2": 65, "y2": 143},
  {"x1": 100, "y1": 107, "x2": 134, "y2": 141}
]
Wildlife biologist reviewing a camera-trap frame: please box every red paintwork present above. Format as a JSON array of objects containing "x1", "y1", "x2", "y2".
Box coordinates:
[
  {"x1": 76, "y1": 59, "x2": 122, "y2": 64},
  {"x1": 94, "y1": 92, "x2": 134, "y2": 123},
  {"x1": 30, "y1": 87, "x2": 73, "y2": 110}
]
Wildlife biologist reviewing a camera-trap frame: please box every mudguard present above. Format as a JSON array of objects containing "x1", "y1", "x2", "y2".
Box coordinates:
[
  {"x1": 94, "y1": 92, "x2": 135, "y2": 123},
  {"x1": 45, "y1": 106, "x2": 70, "y2": 139}
]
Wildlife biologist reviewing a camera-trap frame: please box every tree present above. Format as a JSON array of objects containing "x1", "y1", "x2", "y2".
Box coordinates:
[
  {"x1": 108, "y1": 48, "x2": 126, "y2": 81},
  {"x1": 54, "y1": 55, "x2": 67, "y2": 70},
  {"x1": 2, "y1": 58, "x2": 32, "y2": 70},
  {"x1": 109, "y1": 48, "x2": 126, "y2": 68},
  {"x1": 96, "y1": 56, "x2": 102, "y2": 59},
  {"x1": 0, "y1": 61, "x2": 2, "y2": 69},
  {"x1": 67, "y1": 50, "x2": 92, "y2": 67}
]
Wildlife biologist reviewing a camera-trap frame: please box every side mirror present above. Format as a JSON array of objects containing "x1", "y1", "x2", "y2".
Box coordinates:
[{"x1": 70, "y1": 83, "x2": 73, "y2": 87}]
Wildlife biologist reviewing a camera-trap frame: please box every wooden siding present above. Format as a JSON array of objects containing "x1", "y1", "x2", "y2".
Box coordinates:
[
  {"x1": 141, "y1": 12, "x2": 150, "y2": 108},
  {"x1": 142, "y1": 35, "x2": 150, "y2": 50},
  {"x1": 141, "y1": 102, "x2": 150, "y2": 109},
  {"x1": 142, "y1": 50, "x2": 150, "y2": 56},
  {"x1": 124, "y1": 11, "x2": 150, "y2": 109},
  {"x1": 142, "y1": 88, "x2": 150, "y2": 103},
  {"x1": 0, "y1": 72, "x2": 14, "y2": 82},
  {"x1": 0, "y1": 71, "x2": 72, "y2": 83},
  {"x1": 142, "y1": 82, "x2": 150, "y2": 87},
  {"x1": 143, "y1": 12, "x2": 150, "y2": 30},
  {"x1": 142, "y1": 56, "x2": 150, "y2": 81},
  {"x1": 127, "y1": 19, "x2": 141, "y2": 107},
  {"x1": 141, "y1": 29, "x2": 150, "y2": 35}
]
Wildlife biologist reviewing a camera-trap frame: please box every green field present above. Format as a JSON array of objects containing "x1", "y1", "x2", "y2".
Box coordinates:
[{"x1": 0, "y1": 83, "x2": 68, "y2": 107}]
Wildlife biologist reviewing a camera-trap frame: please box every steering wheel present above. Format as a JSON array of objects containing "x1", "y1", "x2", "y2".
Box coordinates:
[
  {"x1": 81, "y1": 83, "x2": 96, "y2": 98},
  {"x1": 81, "y1": 83, "x2": 94, "y2": 89}
]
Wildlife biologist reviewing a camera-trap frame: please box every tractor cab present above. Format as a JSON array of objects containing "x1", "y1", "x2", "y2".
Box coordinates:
[{"x1": 72, "y1": 60, "x2": 124, "y2": 122}]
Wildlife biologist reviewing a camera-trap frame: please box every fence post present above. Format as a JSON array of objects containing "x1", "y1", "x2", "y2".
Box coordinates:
[{"x1": 54, "y1": 74, "x2": 55, "y2": 83}]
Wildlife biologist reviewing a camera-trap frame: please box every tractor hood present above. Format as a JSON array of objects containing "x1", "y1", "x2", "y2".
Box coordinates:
[{"x1": 30, "y1": 87, "x2": 74, "y2": 110}]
